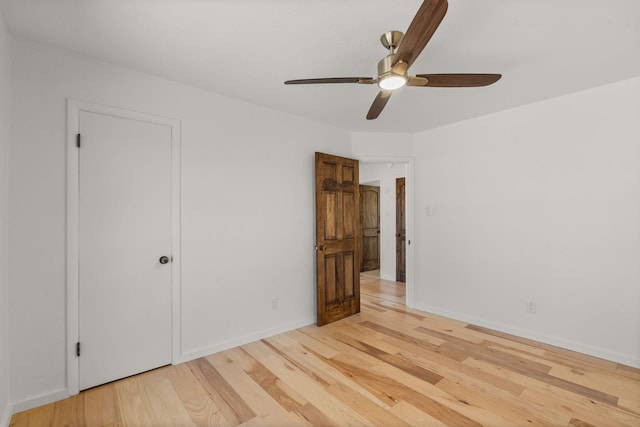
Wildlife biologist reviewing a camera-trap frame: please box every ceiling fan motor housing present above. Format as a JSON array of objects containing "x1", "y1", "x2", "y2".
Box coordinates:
[
  {"x1": 378, "y1": 54, "x2": 398, "y2": 77},
  {"x1": 377, "y1": 52, "x2": 408, "y2": 90}
]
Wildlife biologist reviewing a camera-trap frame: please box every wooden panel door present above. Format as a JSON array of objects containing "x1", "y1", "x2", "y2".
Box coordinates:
[
  {"x1": 360, "y1": 185, "x2": 380, "y2": 271},
  {"x1": 396, "y1": 177, "x2": 406, "y2": 283},
  {"x1": 315, "y1": 152, "x2": 360, "y2": 326}
]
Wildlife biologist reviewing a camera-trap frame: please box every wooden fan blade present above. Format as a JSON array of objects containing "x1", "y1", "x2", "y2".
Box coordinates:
[
  {"x1": 284, "y1": 77, "x2": 374, "y2": 85},
  {"x1": 366, "y1": 91, "x2": 393, "y2": 120},
  {"x1": 414, "y1": 73, "x2": 502, "y2": 87},
  {"x1": 393, "y1": 0, "x2": 448, "y2": 68}
]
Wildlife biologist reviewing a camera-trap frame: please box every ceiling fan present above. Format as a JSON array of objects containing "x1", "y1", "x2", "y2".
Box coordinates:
[{"x1": 284, "y1": 0, "x2": 501, "y2": 120}]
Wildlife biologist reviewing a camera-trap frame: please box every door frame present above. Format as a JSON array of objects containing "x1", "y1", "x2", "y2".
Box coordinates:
[
  {"x1": 356, "y1": 156, "x2": 414, "y2": 308},
  {"x1": 66, "y1": 99, "x2": 182, "y2": 395}
]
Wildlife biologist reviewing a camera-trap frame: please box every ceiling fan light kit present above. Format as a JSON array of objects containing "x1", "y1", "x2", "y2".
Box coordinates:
[
  {"x1": 378, "y1": 75, "x2": 407, "y2": 90},
  {"x1": 284, "y1": 0, "x2": 501, "y2": 120}
]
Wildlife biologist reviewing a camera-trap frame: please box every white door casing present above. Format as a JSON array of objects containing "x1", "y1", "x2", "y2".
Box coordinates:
[{"x1": 67, "y1": 100, "x2": 181, "y2": 394}]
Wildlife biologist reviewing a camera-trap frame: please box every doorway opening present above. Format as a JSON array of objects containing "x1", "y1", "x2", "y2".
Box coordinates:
[
  {"x1": 360, "y1": 269, "x2": 406, "y2": 305},
  {"x1": 357, "y1": 159, "x2": 412, "y2": 308}
]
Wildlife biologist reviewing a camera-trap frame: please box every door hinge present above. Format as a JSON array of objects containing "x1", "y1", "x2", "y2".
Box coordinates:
[
  {"x1": 76, "y1": 342, "x2": 81, "y2": 357},
  {"x1": 76, "y1": 133, "x2": 81, "y2": 148}
]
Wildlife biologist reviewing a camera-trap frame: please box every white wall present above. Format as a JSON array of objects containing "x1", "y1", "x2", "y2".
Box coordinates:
[
  {"x1": 0, "y1": 11, "x2": 11, "y2": 427},
  {"x1": 8, "y1": 38, "x2": 351, "y2": 409},
  {"x1": 413, "y1": 77, "x2": 640, "y2": 367},
  {"x1": 352, "y1": 132, "x2": 413, "y2": 159},
  {"x1": 359, "y1": 163, "x2": 406, "y2": 281}
]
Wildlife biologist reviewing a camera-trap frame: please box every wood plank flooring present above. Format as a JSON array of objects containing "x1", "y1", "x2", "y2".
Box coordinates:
[{"x1": 11, "y1": 274, "x2": 640, "y2": 426}]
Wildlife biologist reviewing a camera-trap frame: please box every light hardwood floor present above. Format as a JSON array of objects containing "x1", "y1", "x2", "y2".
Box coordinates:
[{"x1": 10, "y1": 275, "x2": 640, "y2": 426}]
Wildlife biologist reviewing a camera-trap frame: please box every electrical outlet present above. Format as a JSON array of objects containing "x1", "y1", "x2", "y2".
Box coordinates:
[
  {"x1": 272, "y1": 297, "x2": 279, "y2": 310},
  {"x1": 527, "y1": 301, "x2": 537, "y2": 314}
]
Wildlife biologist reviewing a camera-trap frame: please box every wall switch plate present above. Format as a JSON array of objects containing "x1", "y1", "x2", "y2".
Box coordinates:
[
  {"x1": 527, "y1": 301, "x2": 537, "y2": 314},
  {"x1": 425, "y1": 206, "x2": 432, "y2": 216},
  {"x1": 272, "y1": 297, "x2": 279, "y2": 310}
]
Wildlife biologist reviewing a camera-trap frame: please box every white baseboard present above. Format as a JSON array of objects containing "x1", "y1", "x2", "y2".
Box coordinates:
[
  {"x1": 0, "y1": 403, "x2": 12, "y2": 427},
  {"x1": 177, "y1": 317, "x2": 316, "y2": 364},
  {"x1": 10, "y1": 388, "x2": 69, "y2": 415},
  {"x1": 414, "y1": 304, "x2": 640, "y2": 369},
  {"x1": 4, "y1": 318, "x2": 316, "y2": 420}
]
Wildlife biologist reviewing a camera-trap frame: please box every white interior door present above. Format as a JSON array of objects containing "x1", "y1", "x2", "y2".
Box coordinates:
[{"x1": 78, "y1": 110, "x2": 173, "y2": 390}]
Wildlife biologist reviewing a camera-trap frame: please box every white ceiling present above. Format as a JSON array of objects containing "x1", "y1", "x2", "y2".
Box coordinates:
[{"x1": 1, "y1": 0, "x2": 639, "y2": 133}]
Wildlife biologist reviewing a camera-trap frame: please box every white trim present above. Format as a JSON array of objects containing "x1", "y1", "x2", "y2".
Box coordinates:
[
  {"x1": 360, "y1": 178, "x2": 381, "y2": 186},
  {"x1": 170, "y1": 113, "x2": 183, "y2": 367},
  {"x1": 66, "y1": 100, "x2": 79, "y2": 394},
  {"x1": 404, "y1": 160, "x2": 415, "y2": 307},
  {"x1": 10, "y1": 388, "x2": 69, "y2": 414},
  {"x1": 415, "y1": 303, "x2": 640, "y2": 369},
  {"x1": 0, "y1": 402, "x2": 13, "y2": 427},
  {"x1": 177, "y1": 317, "x2": 315, "y2": 364},
  {"x1": 358, "y1": 156, "x2": 413, "y2": 164},
  {"x1": 66, "y1": 99, "x2": 182, "y2": 395},
  {"x1": 355, "y1": 155, "x2": 415, "y2": 307}
]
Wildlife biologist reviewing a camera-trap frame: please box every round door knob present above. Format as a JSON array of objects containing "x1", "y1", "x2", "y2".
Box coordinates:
[{"x1": 159, "y1": 256, "x2": 170, "y2": 264}]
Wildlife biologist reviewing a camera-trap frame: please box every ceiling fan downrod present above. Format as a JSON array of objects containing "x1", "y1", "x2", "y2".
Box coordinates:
[{"x1": 380, "y1": 30, "x2": 404, "y2": 54}]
